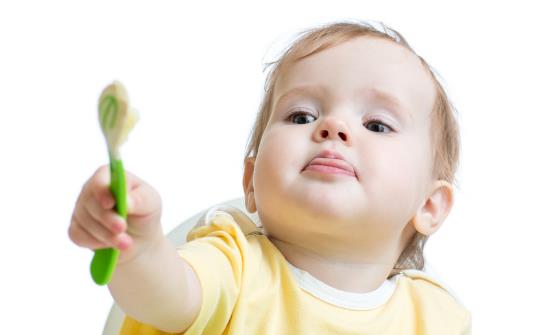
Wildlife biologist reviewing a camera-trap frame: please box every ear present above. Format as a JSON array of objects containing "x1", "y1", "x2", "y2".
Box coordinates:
[
  {"x1": 242, "y1": 157, "x2": 257, "y2": 213},
  {"x1": 411, "y1": 180, "x2": 454, "y2": 236}
]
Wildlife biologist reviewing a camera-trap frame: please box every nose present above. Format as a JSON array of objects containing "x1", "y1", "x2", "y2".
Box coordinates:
[{"x1": 313, "y1": 116, "x2": 351, "y2": 144}]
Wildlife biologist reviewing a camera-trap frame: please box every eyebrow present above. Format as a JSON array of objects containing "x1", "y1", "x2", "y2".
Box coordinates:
[{"x1": 274, "y1": 84, "x2": 412, "y2": 121}]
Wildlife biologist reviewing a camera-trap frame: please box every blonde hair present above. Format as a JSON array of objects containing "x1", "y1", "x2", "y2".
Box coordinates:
[{"x1": 244, "y1": 20, "x2": 460, "y2": 277}]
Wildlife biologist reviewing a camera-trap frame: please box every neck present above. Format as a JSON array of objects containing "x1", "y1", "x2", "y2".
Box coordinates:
[{"x1": 268, "y1": 234, "x2": 401, "y2": 293}]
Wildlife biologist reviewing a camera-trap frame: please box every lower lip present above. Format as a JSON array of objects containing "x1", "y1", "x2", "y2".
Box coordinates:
[{"x1": 304, "y1": 164, "x2": 356, "y2": 177}]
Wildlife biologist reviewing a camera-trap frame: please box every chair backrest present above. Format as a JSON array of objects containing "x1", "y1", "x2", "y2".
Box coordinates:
[{"x1": 102, "y1": 197, "x2": 247, "y2": 335}]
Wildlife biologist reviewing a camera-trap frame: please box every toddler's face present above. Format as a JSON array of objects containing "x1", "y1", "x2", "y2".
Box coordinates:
[{"x1": 246, "y1": 37, "x2": 438, "y2": 249}]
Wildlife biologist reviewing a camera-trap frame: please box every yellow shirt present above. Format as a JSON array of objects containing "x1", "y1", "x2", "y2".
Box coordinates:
[{"x1": 120, "y1": 207, "x2": 471, "y2": 334}]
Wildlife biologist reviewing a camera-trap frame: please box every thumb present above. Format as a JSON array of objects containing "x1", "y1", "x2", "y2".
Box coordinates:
[
  {"x1": 125, "y1": 175, "x2": 162, "y2": 218},
  {"x1": 126, "y1": 195, "x2": 136, "y2": 214}
]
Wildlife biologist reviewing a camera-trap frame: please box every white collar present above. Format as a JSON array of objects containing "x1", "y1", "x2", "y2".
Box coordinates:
[{"x1": 286, "y1": 261, "x2": 399, "y2": 310}]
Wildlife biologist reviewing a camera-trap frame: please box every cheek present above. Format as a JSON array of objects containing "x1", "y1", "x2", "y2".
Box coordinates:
[
  {"x1": 253, "y1": 128, "x2": 307, "y2": 196},
  {"x1": 380, "y1": 136, "x2": 432, "y2": 211},
  {"x1": 252, "y1": 130, "x2": 293, "y2": 217},
  {"x1": 256, "y1": 129, "x2": 306, "y2": 175},
  {"x1": 358, "y1": 135, "x2": 428, "y2": 193}
]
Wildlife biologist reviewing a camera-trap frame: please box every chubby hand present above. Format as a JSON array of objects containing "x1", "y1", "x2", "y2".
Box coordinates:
[{"x1": 69, "y1": 165, "x2": 164, "y2": 264}]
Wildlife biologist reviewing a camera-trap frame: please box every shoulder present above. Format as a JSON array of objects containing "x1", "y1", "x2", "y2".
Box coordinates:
[
  {"x1": 172, "y1": 206, "x2": 265, "y2": 334},
  {"x1": 399, "y1": 269, "x2": 466, "y2": 307},
  {"x1": 396, "y1": 269, "x2": 471, "y2": 331},
  {"x1": 185, "y1": 205, "x2": 262, "y2": 242}
]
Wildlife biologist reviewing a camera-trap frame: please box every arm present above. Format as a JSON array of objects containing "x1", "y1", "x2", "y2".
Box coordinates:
[
  {"x1": 108, "y1": 235, "x2": 202, "y2": 333},
  {"x1": 69, "y1": 166, "x2": 201, "y2": 332}
]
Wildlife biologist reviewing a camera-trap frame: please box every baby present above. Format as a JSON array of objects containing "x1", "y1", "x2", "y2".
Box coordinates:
[{"x1": 70, "y1": 20, "x2": 471, "y2": 334}]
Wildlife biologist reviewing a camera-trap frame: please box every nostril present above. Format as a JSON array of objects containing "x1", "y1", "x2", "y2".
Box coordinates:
[
  {"x1": 339, "y1": 132, "x2": 347, "y2": 141},
  {"x1": 321, "y1": 130, "x2": 329, "y2": 137}
]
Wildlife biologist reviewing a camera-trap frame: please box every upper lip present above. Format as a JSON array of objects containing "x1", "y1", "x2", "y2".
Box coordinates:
[{"x1": 303, "y1": 149, "x2": 357, "y2": 177}]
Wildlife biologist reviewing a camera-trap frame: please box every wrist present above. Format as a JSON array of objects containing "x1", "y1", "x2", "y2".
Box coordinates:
[{"x1": 116, "y1": 225, "x2": 166, "y2": 267}]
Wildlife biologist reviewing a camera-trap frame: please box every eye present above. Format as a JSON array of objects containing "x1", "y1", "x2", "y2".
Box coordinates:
[
  {"x1": 364, "y1": 118, "x2": 393, "y2": 133},
  {"x1": 286, "y1": 111, "x2": 317, "y2": 124}
]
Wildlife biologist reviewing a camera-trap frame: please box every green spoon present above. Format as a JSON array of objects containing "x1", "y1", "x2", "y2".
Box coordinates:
[{"x1": 91, "y1": 81, "x2": 139, "y2": 285}]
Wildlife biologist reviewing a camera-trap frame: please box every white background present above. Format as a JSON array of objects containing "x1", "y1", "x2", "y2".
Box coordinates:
[{"x1": 1, "y1": 0, "x2": 551, "y2": 333}]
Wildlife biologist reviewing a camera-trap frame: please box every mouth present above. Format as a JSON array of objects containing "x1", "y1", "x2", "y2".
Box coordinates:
[{"x1": 302, "y1": 150, "x2": 357, "y2": 178}]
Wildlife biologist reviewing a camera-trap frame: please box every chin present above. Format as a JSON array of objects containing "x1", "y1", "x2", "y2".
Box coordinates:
[{"x1": 294, "y1": 191, "x2": 359, "y2": 221}]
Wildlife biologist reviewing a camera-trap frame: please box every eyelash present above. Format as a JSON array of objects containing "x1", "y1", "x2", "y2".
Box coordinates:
[{"x1": 285, "y1": 110, "x2": 394, "y2": 133}]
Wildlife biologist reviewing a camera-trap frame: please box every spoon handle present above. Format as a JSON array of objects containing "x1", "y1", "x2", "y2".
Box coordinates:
[{"x1": 90, "y1": 155, "x2": 126, "y2": 285}]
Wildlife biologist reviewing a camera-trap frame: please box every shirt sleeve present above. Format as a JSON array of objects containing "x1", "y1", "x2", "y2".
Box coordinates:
[
  {"x1": 177, "y1": 213, "x2": 247, "y2": 334},
  {"x1": 118, "y1": 212, "x2": 247, "y2": 335}
]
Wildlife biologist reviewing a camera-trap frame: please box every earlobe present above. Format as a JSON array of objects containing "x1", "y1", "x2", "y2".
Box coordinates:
[
  {"x1": 242, "y1": 157, "x2": 257, "y2": 213},
  {"x1": 412, "y1": 180, "x2": 454, "y2": 236}
]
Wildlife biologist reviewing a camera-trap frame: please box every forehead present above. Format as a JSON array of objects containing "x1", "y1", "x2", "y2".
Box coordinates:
[{"x1": 273, "y1": 37, "x2": 436, "y2": 119}]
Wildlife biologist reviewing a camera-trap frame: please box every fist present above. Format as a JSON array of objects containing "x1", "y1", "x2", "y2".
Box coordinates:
[{"x1": 69, "y1": 165, "x2": 164, "y2": 263}]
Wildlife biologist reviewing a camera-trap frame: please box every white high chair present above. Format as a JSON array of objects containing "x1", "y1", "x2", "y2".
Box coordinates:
[{"x1": 102, "y1": 197, "x2": 248, "y2": 335}]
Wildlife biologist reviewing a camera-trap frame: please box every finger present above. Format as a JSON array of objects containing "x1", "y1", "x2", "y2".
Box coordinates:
[
  {"x1": 69, "y1": 216, "x2": 110, "y2": 250},
  {"x1": 125, "y1": 173, "x2": 162, "y2": 217},
  {"x1": 124, "y1": 168, "x2": 146, "y2": 191},
  {"x1": 89, "y1": 166, "x2": 160, "y2": 219},
  {"x1": 88, "y1": 165, "x2": 116, "y2": 209},
  {"x1": 73, "y1": 216, "x2": 133, "y2": 251},
  {"x1": 83, "y1": 197, "x2": 127, "y2": 235},
  {"x1": 76, "y1": 205, "x2": 128, "y2": 248}
]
